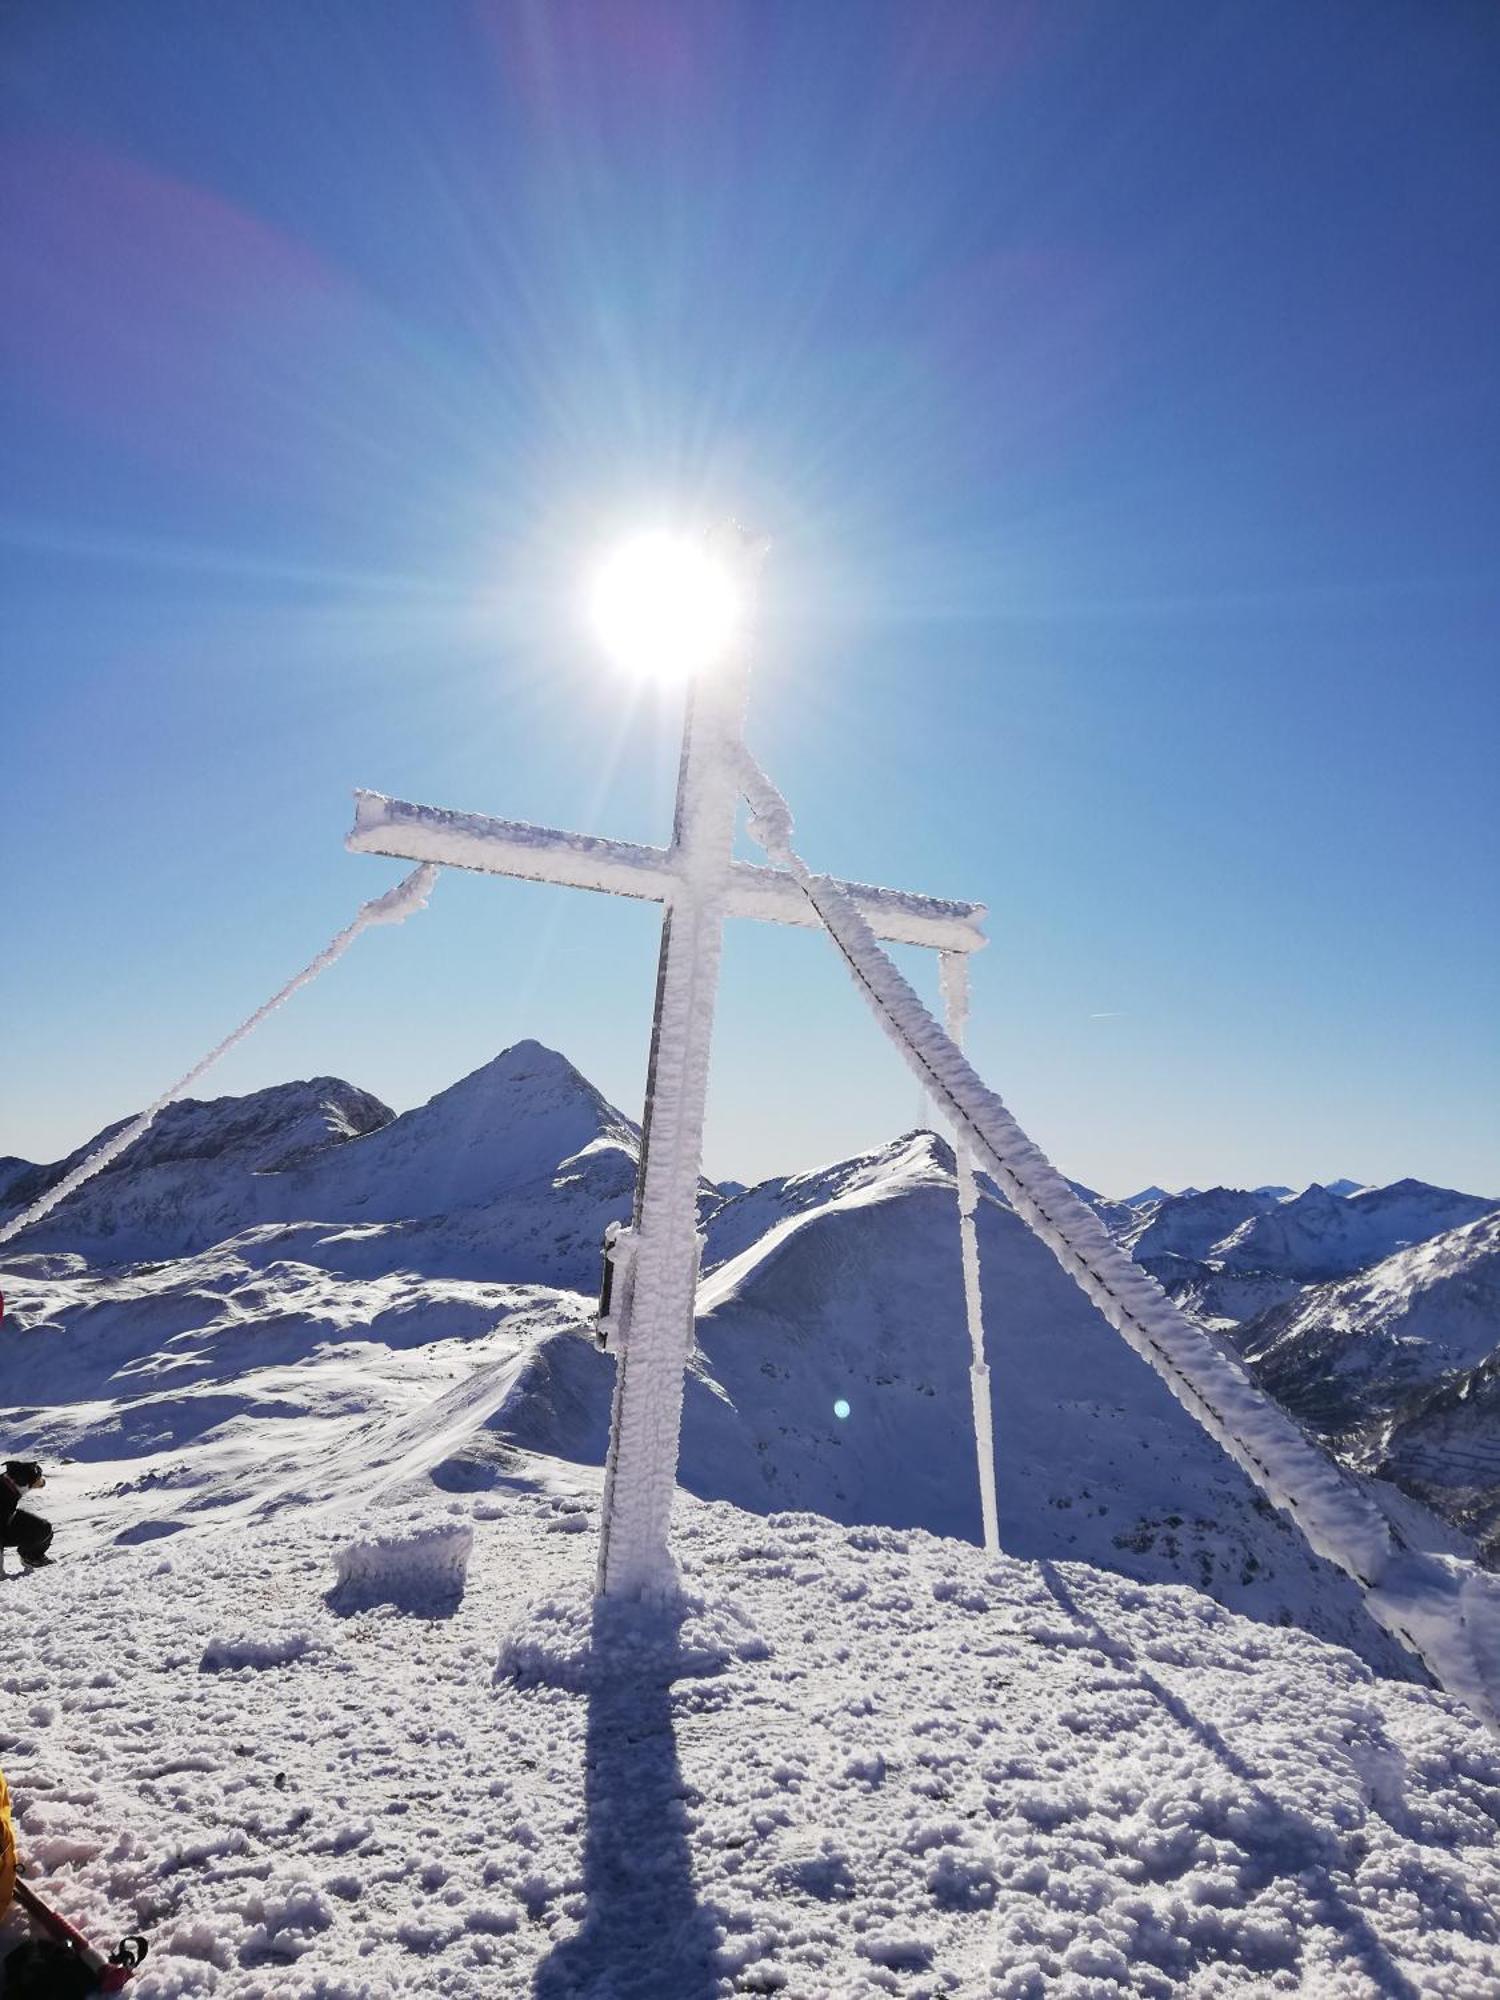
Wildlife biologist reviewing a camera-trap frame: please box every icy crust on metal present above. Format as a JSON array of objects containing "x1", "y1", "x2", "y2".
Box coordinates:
[
  {"x1": 0, "y1": 863, "x2": 437, "y2": 1250},
  {"x1": 940, "y1": 949, "x2": 999, "y2": 1556},
  {"x1": 728, "y1": 862, "x2": 984, "y2": 951},
  {"x1": 594, "y1": 667, "x2": 750, "y2": 1602},
  {"x1": 739, "y1": 752, "x2": 1500, "y2": 1732},
  {"x1": 348, "y1": 789, "x2": 986, "y2": 953},
  {"x1": 349, "y1": 790, "x2": 679, "y2": 904}
]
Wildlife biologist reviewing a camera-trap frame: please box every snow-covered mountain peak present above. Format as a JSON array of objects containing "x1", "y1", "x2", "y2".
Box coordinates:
[
  {"x1": 399, "y1": 1039, "x2": 631, "y2": 1146},
  {"x1": 1351, "y1": 1174, "x2": 1485, "y2": 1208},
  {"x1": 277, "y1": 1040, "x2": 640, "y2": 1238},
  {"x1": 0, "y1": 1045, "x2": 642, "y2": 1272},
  {"x1": 1280, "y1": 1181, "x2": 1349, "y2": 1222},
  {"x1": 438, "y1": 1036, "x2": 613, "y2": 1100},
  {"x1": 703, "y1": 1129, "x2": 952, "y2": 1272}
]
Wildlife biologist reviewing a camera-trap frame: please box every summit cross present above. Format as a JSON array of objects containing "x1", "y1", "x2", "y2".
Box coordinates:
[{"x1": 347, "y1": 549, "x2": 991, "y2": 1599}]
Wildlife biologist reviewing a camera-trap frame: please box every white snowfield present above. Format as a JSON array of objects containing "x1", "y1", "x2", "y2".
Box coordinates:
[{"x1": 4, "y1": 1478, "x2": 1500, "y2": 1998}]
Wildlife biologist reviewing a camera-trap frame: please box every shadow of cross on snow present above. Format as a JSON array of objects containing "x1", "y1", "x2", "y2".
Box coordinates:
[{"x1": 502, "y1": 1596, "x2": 724, "y2": 2000}]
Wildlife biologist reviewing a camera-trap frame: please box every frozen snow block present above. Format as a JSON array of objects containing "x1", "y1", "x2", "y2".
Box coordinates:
[
  {"x1": 327, "y1": 1520, "x2": 473, "y2": 1618},
  {"x1": 200, "y1": 1626, "x2": 322, "y2": 1673}
]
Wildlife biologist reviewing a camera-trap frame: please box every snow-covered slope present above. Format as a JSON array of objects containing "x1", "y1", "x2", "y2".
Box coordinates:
[
  {"x1": 3, "y1": 1474, "x2": 1500, "y2": 1997},
  {"x1": 1381, "y1": 1347, "x2": 1500, "y2": 1562},
  {"x1": 1134, "y1": 1254, "x2": 1306, "y2": 1334},
  {"x1": 691, "y1": 1137, "x2": 1449, "y2": 1674},
  {"x1": 271, "y1": 1041, "x2": 650, "y2": 1287},
  {"x1": 288, "y1": 1041, "x2": 636, "y2": 1222}
]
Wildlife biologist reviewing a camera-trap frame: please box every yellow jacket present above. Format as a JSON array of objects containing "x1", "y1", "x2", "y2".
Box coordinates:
[{"x1": 0, "y1": 1764, "x2": 14, "y2": 1916}]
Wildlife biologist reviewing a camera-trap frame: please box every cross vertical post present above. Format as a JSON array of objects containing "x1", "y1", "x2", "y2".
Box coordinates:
[
  {"x1": 594, "y1": 582, "x2": 753, "y2": 1599},
  {"x1": 940, "y1": 949, "x2": 999, "y2": 1555}
]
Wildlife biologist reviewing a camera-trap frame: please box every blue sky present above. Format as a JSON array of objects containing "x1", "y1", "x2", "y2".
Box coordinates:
[{"x1": 3, "y1": 0, "x2": 1497, "y2": 1197}]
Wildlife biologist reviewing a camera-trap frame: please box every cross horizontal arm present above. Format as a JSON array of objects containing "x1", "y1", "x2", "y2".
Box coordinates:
[{"x1": 347, "y1": 790, "x2": 987, "y2": 954}]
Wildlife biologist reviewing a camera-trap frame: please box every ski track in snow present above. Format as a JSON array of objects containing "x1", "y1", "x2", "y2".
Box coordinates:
[{"x1": 5, "y1": 1477, "x2": 1500, "y2": 1999}]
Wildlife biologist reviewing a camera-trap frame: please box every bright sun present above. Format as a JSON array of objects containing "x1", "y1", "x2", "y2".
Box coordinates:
[{"x1": 588, "y1": 531, "x2": 741, "y2": 681}]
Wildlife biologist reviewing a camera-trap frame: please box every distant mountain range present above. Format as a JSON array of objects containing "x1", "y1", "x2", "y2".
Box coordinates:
[
  {"x1": 3, "y1": 1040, "x2": 1496, "y2": 1644},
  {"x1": 1235, "y1": 1211, "x2": 1500, "y2": 1558},
  {"x1": 1098, "y1": 1173, "x2": 1500, "y2": 1562},
  {"x1": 1122, "y1": 1176, "x2": 1495, "y2": 1280}
]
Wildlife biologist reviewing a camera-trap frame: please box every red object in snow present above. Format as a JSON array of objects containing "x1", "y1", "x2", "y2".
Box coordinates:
[{"x1": 11, "y1": 1876, "x2": 147, "y2": 1990}]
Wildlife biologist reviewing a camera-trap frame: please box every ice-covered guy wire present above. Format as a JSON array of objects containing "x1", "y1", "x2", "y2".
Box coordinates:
[
  {"x1": 737, "y1": 745, "x2": 1500, "y2": 1735},
  {"x1": 0, "y1": 865, "x2": 438, "y2": 1248}
]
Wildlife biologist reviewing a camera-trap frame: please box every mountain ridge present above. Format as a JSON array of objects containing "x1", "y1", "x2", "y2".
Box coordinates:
[{"x1": 0, "y1": 1042, "x2": 648, "y2": 1279}]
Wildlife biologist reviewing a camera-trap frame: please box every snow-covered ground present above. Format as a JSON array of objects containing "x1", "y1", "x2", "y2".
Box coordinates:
[
  {"x1": 6, "y1": 1467, "x2": 1500, "y2": 1998},
  {"x1": 7, "y1": 1043, "x2": 1500, "y2": 1993}
]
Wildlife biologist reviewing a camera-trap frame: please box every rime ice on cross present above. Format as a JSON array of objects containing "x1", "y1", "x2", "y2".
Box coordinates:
[{"x1": 346, "y1": 545, "x2": 992, "y2": 1600}]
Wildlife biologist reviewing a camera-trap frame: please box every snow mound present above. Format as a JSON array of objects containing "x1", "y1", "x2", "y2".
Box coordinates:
[
  {"x1": 199, "y1": 1626, "x2": 324, "y2": 1674},
  {"x1": 496, "y1": 1584, "x2": 771, "y2": 1693},
  {"x1": 327, "y1": 1518, "x2": 473, "y2": 1616}
]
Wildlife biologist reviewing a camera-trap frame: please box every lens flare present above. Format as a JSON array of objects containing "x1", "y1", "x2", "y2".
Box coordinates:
[
  {"x1": 834, "y1": 1398, "x2": 851, "y2": 1421},
  {"x1": 589, "y1": 531, "x2": 741, "y2": 681}
]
